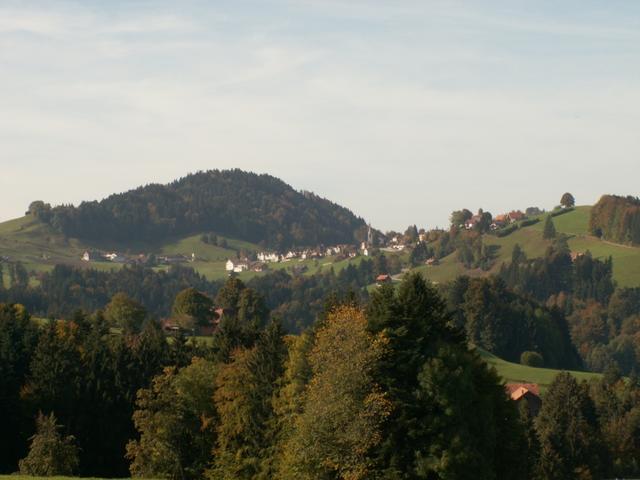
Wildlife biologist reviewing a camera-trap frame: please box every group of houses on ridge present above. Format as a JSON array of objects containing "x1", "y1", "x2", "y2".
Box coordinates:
[{"x1": 463, "y1": 210, "x2": 528, "y2": 231}]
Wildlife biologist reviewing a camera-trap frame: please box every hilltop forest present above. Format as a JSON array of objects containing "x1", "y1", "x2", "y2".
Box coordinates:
[
  {"x1": 27, "y1": 170, "x2": 367, "y2": 249},
  {"x1": 590, "y1": 194, "x2": 640, "y2": 245}
]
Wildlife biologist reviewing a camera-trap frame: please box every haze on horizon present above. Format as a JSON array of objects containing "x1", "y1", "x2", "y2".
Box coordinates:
[{"x1": 1, "y1": 0, "x2": 639, "y2": 231}]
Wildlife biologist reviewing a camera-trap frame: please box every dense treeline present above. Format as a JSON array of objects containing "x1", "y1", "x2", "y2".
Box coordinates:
[
  {"x1": 495, "y1": 236, "x2": 640, "y2": 376},
  {"x1": 590, "y1": 194, "x2": 640, "y2": 245},
  {"x1": 2, "y1": 275, "x2": 640, "y2": 479},
  {"x1": 0, "y1": 264, "x2": 220, "y2": 320},
  {"x1": 28, "y1": 169, "x2": 366, "y2": 249},
  {"x1": 443, "y1": 276, "x2": 581, "y2": 369},
  {"x1": 0, "y1": 256, "x2": 390, "y2": 332},
  {"x1": 499, "y1": 238, "x2": 614, "y2": 305}
]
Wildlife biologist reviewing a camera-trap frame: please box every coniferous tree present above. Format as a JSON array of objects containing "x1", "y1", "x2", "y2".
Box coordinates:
[
  {"x1": 210, "y1": 320, "x2": 287, "y2": 480},
  {"x1": 535, "y1": 372, "x2": 608, "y2": 479},
  {"x1": 0, "y1": 304, "x2": 39, "y2": 473},
  {"x1": 366, "y1": 273, "x2": 528, "y2": 478},
  {"x1": 543, "y1": 215, "x2": 557, "y2": 239}
]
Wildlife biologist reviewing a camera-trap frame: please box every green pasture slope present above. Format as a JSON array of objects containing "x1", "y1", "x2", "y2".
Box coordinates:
[
  {"x1": 479, "y1": 349, "x2": 601, "y2": 393},
  {"x1": 0, "y1": 215, "x2": 372, "y2": 283},
  {"x1": 419, "y1": 206, "x2": 640, "y2": 287}
]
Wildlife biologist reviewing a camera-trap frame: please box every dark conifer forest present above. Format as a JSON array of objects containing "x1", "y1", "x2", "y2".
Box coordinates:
[{"x1": 28, "y1": 170, "x2": 367, "y2": 249}]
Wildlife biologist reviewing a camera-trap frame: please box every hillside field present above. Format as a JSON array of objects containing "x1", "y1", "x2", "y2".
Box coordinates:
[
  {"x1": 0, "y1": 215, "x2": 376, "y2": 283},
  {"x1": 479, "y1": 349, "x2": 601, "y2": 393},
  {"x1": 418, "y1": 206, "x2": 640, "y2": 287}
]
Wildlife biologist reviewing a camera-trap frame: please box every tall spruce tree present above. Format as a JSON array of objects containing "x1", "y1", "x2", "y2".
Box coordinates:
[
  {"x1": 210, "y1": 320, "x2": 287, "y2": 480},
  {"x1": 0, "y1": 304, "x2": 39, "y2": 473},
  {"x1": 543, "y1": 215, "x2": 557, "y2": 239},
  {"x1": 535, "y1": 372, "x2": 608, "y2": 479}
]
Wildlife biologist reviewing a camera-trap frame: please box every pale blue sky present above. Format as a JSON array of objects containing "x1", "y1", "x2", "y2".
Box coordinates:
[{"x1": 1, "y1": 0, "x2": 639, "y2": 230}]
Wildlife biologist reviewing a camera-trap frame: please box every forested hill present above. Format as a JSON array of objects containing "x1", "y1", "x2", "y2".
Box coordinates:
[{"x1": 28, "y1": 170, "x2": 367, "y2": 249}]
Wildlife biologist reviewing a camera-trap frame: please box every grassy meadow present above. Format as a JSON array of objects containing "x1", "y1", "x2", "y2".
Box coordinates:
[
  {"x1": 417, "y1": 206, "x2": 640, "y2": 287},
  {"x1": 0, "y1": 215, "x2": 373, "y2": 283},
  {"x1": 479, "y1": 349, "x2": 601, "y2": 393}
]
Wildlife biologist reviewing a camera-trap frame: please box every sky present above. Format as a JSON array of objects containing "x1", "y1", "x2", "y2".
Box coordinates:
[{"x1": 1, "y1": 0, "x2": 639, "y2": 231}]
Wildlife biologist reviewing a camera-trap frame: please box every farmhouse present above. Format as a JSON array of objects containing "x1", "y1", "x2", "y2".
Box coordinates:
[
  {"x1": 103, "y1": 252, "x2": 128, "y2": 263},
  {"x1": 570, "y1": 252, "x2": 585, "y2": 262},
  {"x1": 464, "y1": 214, "x2": 482, "y2": 230},
  {"x1": 376, "y1": 274, "x2": 391, "y2": 285},
  {"x1": 257, "y1": 252, "x2": 280, "y2": 263},
  {"x1": 508, "y1": 210, "x2": 526, "y2": 222},
  {"x1": 505, "y1": 383, "x2": 542, "y2": 416},
  {"x1": 81, "y1": 250, "x2": 101, "y2": 262}
]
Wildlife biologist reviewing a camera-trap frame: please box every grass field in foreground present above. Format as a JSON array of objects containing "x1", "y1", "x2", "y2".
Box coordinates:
[
  {"x1": 479, "y1": 349, "x2": 601, "y2": 393},
  {"x1": 0, "y1": 476, "x2": 128, "y2": 480}
]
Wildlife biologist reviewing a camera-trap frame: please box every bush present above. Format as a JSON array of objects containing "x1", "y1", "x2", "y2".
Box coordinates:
[
  {"x1": 520, "y1": 351, "x2": 544, "y2": 368},
  {"x1": 519, "y1": 218, "x2": 540, "y2": 228},
  {"x1": 495, "y1": 224, "x2": 518, "y2": 238}
]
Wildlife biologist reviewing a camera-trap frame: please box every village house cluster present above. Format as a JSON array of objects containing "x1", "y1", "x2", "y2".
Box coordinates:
[
  {"x1": 225, "y1": 244, "x2": 358, "y2": 273},
  {"x1": 463, "y1": 210, "x2": 528, "y2": 231}
]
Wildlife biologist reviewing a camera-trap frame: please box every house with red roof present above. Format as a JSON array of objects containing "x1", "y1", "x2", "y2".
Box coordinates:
[{"x1": 505, "y1": 383, "x2": 542, "y2": 416}]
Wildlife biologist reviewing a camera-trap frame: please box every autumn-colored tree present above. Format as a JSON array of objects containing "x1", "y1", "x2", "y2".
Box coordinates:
[
  {"x1": 270, "y1": 333, "x2": 314, "y2": 476},
  {"x1": 281, "y1": 306, "x2": 391, "y2": 480}
]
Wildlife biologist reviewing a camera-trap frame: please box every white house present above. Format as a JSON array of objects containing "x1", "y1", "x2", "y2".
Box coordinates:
[
  {"x1": 257, "y1": 252, "x2": 280, "y2": 263},
  {"x1": 226, "y1": 259, "x2": 249, "y2": 273},
  {"x1": 100, "y1": 252, "x2": 127, "y2": 263}
]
